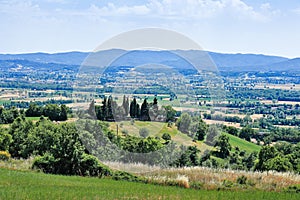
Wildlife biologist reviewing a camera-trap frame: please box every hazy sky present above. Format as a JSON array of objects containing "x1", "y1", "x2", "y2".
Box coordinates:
[{"x1": 0, "y1": 0, "x2": 300, "y2": 58}]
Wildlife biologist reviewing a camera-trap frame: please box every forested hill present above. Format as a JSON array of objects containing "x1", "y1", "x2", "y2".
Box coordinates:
[{"x1": 0, "y1": 50, "x2": 299, "y2": 72}]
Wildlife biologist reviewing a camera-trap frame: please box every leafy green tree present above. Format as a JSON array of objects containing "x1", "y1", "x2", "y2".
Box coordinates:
[
  {"x1": 173, "y1": 146, "x2": 200, "y2": 167},
  {"x1": 239, "y1": 126, "x2": 254, "y2": 141},
  {"x1": 176, "y1": 113, "x2": 191, "y2": 134},
  {"x1": 0, "y1": 130, "x2": 12, "y2": 151},
  {"x1": 255, "y1": 146, "x2": 278, "y2": 171},
  {"x1": 226, "y1": 126, "x2": 239, "y2": 136},
  {"x1": 59, "y1": 104, "x2": 68, "y2": 121},
  {"x1": 205, "y1": 125, "x2": 220, "y2": 146},
  {"x1": 9, "y1": 117, "x2": 34, "y2": 158},
  {"x1": 215, "y1": 134, "x2": 231, "y2": 158},
  {"x1": 264, "y1": 155, "x2": 293, "y2": 172},
  {"x1": 25, "y1": 103, "x2": 42, "y2": 117},
  {"x1": 194, "y1": 119, "x2": 208, "y2": 141},
  {"x1": 162, "y1": 133, "x2": 171, "y2": 142},
  {"x1": 162, "y1": 105, "x2": 176, "y2": 122}
]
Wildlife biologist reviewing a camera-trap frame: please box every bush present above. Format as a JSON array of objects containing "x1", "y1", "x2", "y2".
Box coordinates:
[
  {"x1": 33, "y1": 152, "x2": 112, "y2": 177},
  {"x1": 222, "y1": 179, "x2": 234, "y2": 188},
  {"x1": 112, "y1": 171, "x2": 144, "y2": 182},
  {"x1": 285, "y1": 185, "x2": 300, "y2": 193},
  {"x1": 121, "y1": 129, "x2": 128, "y2": 135},
  {"x1": 162, "y1": 133, "x2": 171, "y2": 141},
  {"x1": 0, "y1": 132, "x2": 12, "y2": 151},
  {"x1": 236, "y1": 175, "x2": 247, "y2": 185},
  {"x1": 79, "y1": 154, "x2": 112, "y2": 177},
  {"x1": 139, "y1": 128, "x2": 149, "y2": 138},
  {"x1": 0, "y1": 151, "x2": 11, "y2": 161},
  {"x1": 32, "y1": 153, "x2": 56, "y2": 173}
]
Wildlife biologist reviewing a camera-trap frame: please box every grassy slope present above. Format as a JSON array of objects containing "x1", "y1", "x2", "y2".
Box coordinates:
[
  {"x1": 0, "y1": 168, "x2": 299, "y2": 200},
  {"x1": 110, "y1": 121, "x2": 260, "y2": 152},
  {"x1": 225, "y1": 133, "x2": 261, "y2": 152}
]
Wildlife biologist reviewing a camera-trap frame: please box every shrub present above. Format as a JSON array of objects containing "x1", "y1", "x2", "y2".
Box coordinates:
[
  {"x1": 121, "y1": 129, "x2": 128, "y2": 135},
  {"x1": 112, "y1": 171, "x2": 144, "y2": 182},
  {"x1": 0, "y1": 132, "x2": 12, "y2": 151},
  {"x1": 0, "y1": 151, "x2": 11, "y2": 161},
  {"x1": 33, "y1": 153, "x2": 112, "y2": 177},
  {"x1": 79, "y1": 153, "x2": 112, "y2": 177},
  {"x1": 236, "y1": 175, "x2": 247, "y2": 185},
  {"x1": 139, "y1": 128, "x2": 149, "y2": 138},
  {"x1": 162, "y1": 133, "x2": 171, "y2": 141},
  {"x1": 32, "y1": 153, "x2": 56, "y2": 173},
  {"x1": 222, "y1": 179, "x2": 234, "y2": 188},
  {"x1": 285, "y1": 185, "x2": 300, "y2": 193}
]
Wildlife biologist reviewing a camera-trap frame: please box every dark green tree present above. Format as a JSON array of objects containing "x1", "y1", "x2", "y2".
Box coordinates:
[{"x1": 215, "y1": 134, "x2": 231, "y2": 158}]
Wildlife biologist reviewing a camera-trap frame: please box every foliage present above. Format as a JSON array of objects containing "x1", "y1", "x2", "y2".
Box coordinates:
[
  {"x1": 162, "y1": 133, "x2": 171, "y2": 141},
  {"x1": 139, "y1": 127, "x2": 149, "y2": 138},
  {"x1": 0, "y1": 107, "x2": 20, "y2": 124},
  {"x1": 0, "y1": 130, "x2": 12, "y2": 151},
  {"x1": 0, "y1": 150, "x2": 11, "y2": 161},
  {"x1": 26, "y1": 103, "x2": 69, "y2": 121},
  {"x1": 215, "y1": 134, "x2": 232, "y2": 158},
  {"x1": 176, "y1": 113, "x2": 191, "y2": 134},
  {"x1": 236, "y1": 175, "x2": 247, "y2": 185}
]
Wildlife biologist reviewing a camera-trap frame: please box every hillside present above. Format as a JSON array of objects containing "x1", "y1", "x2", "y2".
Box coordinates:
[
  {"x1": 0, "y1": 50, "x2": 298, "y2": 72},
  {"x1": 225, "y1": 133, "x2": 261, "y2": 152}
]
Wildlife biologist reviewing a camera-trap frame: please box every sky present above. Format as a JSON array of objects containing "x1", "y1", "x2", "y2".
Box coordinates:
[{"x1": 0, "y1": 0, "x2": 300, "y2": 58}]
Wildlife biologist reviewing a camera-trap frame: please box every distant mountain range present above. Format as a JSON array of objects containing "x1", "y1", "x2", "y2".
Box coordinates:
[{"x1": 0, "y1": 50, "x2": 299, "y2": 72}]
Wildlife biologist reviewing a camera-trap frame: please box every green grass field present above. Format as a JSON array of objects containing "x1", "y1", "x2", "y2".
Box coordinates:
[
  {"x1": 0, "y1": 168, "x2": 299, "y2": 200},
  {"x1": 225, "y1": 133, "x2": 261, "y2": 152}
]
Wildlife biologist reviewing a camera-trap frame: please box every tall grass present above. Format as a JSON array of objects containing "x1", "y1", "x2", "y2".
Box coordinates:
[{"x1": 141, "y1": 166, "x2": 300, "y2": 191}]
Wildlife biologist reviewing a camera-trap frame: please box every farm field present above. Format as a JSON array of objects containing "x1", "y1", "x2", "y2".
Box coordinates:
[
  {"x1": 0, "y1": 168, "x2": 299, "y2": 200},
  {"x1": 225, "y1": 133, "x2": 261, "y2": 152}
]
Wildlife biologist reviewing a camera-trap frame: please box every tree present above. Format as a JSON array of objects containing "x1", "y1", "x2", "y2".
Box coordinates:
[
  {"x1": 215, "y1": 134, "x2": 231, "y2": 158},
  {"x1": 101, "y1": 97, "x2": 107, "y2": 120},
  {"x1": 255, "y1": 146, "x2": 278, "y2": 171},
  {"x1": 106, "y1": 96, "x2": 114, "y2": 121},
  {"x1": 25, "y1": 103, "x2": 42, "y2": 117},
  {"x1": 162, "y1": 105, "x2": 176, "y2": 122},
  {"x1": 176, "y1": 113, "x2": 191, "y2": 134},
  {"x1": 140, "y1": 99, "x2": 150, "y2": 121},
  {"x1": 130, "y1": 98, "x2": 140, "y2": 118},
  {"x1": 226, "y1": 126, "x2": 239, "y2": 136},
  {"x1": 239, "y1": 126, "x2": 254, "y2": 141},
  {"x1": 59, "y1": 105, "x2": 68, "y2": 121},
  {"x1": 194, "y1": 119, "x2": 208, "y2": 141},
  {"x1": 162, "y1": 133, "x2": 171, "y2": 142},
  {"x1": 87, "y1": 100, "x2": 96, "y2": 118},
  {"x1": 139, "y1": 128, "x2": 149, "y2": 138},
  {"x1": 0, "y1": 130, "x2": 12, "y2": 151},
  {"x1": 205, "y1": 125, "x2": 220, "y2": 146},
  {"x1": 264, "y1": 155, "x2": 293, "y2": 172},
  {"x1": 122, "y1": 95, "x2": 129, "y2": 117}
]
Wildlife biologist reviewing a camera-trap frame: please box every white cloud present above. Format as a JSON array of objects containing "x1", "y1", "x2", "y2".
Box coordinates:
[
  {"x1": 0, "y1": 0, "x2": 41, "y2": 16},
  {"x1": 292, "y1": 7, "x2": 300, "y2": 15},
  {"x1": 83, "y1": 0, "x2": 279, "y2": 22}
]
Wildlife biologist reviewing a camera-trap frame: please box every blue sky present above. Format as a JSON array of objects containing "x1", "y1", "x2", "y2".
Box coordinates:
[{"x1": 0, "y1": 0, "x2": 299, "y2": 58}]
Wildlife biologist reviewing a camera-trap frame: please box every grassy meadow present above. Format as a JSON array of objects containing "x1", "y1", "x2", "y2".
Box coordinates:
[{"x1": 0, "y1": 168, "x2": 299, "y2": 200}]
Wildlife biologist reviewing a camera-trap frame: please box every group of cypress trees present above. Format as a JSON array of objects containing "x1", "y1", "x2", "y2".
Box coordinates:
[{"x1": 91, "y1": 95, "x2": 158, "y2": 122}]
